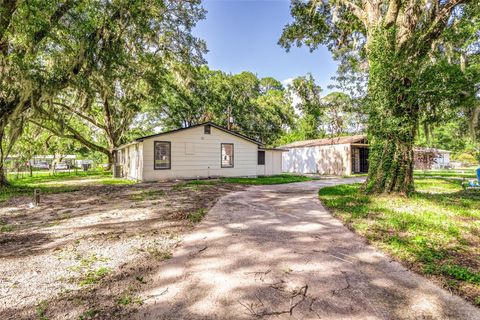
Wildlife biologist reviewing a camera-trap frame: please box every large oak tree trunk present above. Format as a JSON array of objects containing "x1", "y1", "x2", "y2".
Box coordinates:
[
  {"x1": 363, "y1": 28, "x2": 419, "y2": 195},
  {"x1": 364, "y1": 136, "x2": 415, "y2": 194},
  {"x1": 105, "y1": 150, "x2": 114, "y2": 171}
]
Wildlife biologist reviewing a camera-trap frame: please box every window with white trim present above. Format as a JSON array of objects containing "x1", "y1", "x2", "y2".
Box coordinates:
[
  {"x1": 258, "y1": 150, "x2": 265, "y2": 165},
  {"x1": 221, "y1": 143, "x2": 234, "y2": 168},
  {"x1": 154, "y1": 141, "x2": 171, "y2": 170}
]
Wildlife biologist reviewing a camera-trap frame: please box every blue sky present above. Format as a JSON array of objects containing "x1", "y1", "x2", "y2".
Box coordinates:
[{"x1": 193, "y1": 0, "x2": 338, "y2": 93}]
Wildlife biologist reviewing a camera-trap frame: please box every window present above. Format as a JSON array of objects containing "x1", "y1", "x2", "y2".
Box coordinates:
[
  {"x1": 154, "y1": 141, "x2": 171, "y2": 170},
  {"x1": 258, "y1": 150, "x2": 265, "y2": 165},
  {"x1": 221, "y1": 143, "x2": 234, "y2": 168},
  {"x1": 204, "y1": 125, "x2": 211, "y2": 134}
]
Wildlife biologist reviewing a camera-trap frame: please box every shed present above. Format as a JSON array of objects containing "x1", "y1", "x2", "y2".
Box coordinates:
[
  {"x1": 114, "y1": 122, "x2": 285, "y2": 182},
  {"x1": 281, "y1": 135, "x2": 369, "y2": 175}
]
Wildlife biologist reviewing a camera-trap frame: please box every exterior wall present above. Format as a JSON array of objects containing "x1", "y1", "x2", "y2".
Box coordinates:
[
  {"x1": 282, "y1": 144, "x2": 352, "y2": 175},
  {"x1": 257, "y1": 150, "x2": 283, "y2": 176},
  {"x1": 432, "y1": 152, "x2": 450, "y2": 169},
  {"x1": 118, "y1": 143, "x2": 143, "y2": 180},
  {"x1": 141, "y1": 125, "x2": 258, "y2": 181},
  {"x1": 282, "y1": 147, "x2": 320, "y2": 174},
  {"x1": 316, "y1": 144, "x2": 351, "y2": 175}
]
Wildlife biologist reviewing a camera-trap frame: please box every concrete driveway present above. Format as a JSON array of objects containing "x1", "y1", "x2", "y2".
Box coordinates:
[{"x1": 134, "y1": 178, "x2": 480, "y2": 319}]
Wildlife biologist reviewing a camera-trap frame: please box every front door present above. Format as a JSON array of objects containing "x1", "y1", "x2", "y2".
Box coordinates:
[{"x1": 359, "y1": 148, "x2": 369, "y2": 173}]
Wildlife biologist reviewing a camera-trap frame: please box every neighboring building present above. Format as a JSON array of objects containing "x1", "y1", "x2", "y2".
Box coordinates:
[
  {"x1": 414, "y1": 147, "x2": 451, "y2": 169},
  {"x1": 114, "y1": 122, "x2": 285, "y2": 181},
  {"x1": 282, "y1": 135, "x2": 453, "y2": 175},
  {"x1": 281, "y1": 135, "x2": 369, "y2": 175}
]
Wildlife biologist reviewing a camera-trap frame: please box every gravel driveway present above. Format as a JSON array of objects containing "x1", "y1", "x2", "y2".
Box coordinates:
[{"x1": 133, "y1": 178, "x2": 480, "y2": 320}]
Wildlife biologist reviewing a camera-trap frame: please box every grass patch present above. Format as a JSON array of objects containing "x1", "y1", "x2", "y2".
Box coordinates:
[
  {"x1": 79, "y1": 309, "x2": 99, "y2": 320},
  {"x1": 145, "y1": 246, "x2": 173, "y2": 261},
  {"x1": 117, "y1": 293, "x2": 143, "y2": 306},
  {"x1": 172, "y1": 179, "x2": 219, "y2": 191},
  {"x1": 221, "y1": 174, "x2": 313, "y2": 185},
  {"x1": 130, "y1": 189, "x2": 166, "y2": 201},
  {"x1": 186, "y1": 208, "x2": 207, "y2": 223},
  {"x1": 171, "y1": 175, "x2": 312, "y2": 189},
  {"x1": 414, "y1": 169, "x2": 477, "y2": 179},
  {"x1": 0, "y1": 171, "x2": 134, "y2": 203},
  {"x1": 319, "y1": 178, "x2": 480, "y2": 304},
  {"x1": 68, "y1": 254, "x2": 111, "y2": 286},
  {"x1": 36, "y1": 300, "x2": 49, "y2": 320},
  {"x1": 78, "y1": 267, "x2": 111, "y2": 286},
  {"x1": 0, "y1": 223, "x2": 14, "y2": 232}
]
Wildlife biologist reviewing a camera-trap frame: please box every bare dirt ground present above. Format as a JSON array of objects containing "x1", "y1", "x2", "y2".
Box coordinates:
[
  {"x1": 132, "y1": 178, "x2": 480, "y2": 320},
  {"x1": 0, "y1": 181, "x2": 242, "y2": 320}
]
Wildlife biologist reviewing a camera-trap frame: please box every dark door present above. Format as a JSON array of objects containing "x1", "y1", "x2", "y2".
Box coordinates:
[{"x1": 359, "y1": 148, "x2": 369, "y2": 173}]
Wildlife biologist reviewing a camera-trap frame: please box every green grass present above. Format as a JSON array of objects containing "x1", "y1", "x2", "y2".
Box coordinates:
[
  {"x1": 0, "y1": 171, "x2": 134, "y2": 203},
  {"x1": 36, "y1": 300, "x2": 49, "y2": 320},
  {"x1": 117, "y1": 293, "x2": 143, "y2": 306},
  {"x1": 172, "y1": 174, "x2": 314, "y2": 189},
  {"x1": 79, "y1": 309, "x2": 99, "y2": 320},
  {"x1": 78, "y1": 267, "x2": 111, "y2": 286},
  {"x1": 319, "y1": 178, "x2": 480, "y2": 304},
  {"x1": 221, "y1": 174, "x2": 313, "y2": 185},
  {"x1": 0, "y1": 222, "x2": 14, "y2": 233},
  {"x1": 414, "y1": 168, "x2": 477, "y2": 179},
  {"x1": 186, "y1": 208, "x2": 207, "y2": 223}
]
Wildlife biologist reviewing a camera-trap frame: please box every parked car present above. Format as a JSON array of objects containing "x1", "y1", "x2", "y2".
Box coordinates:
[
  {"x1": 54, "y1": 163, "x2": 69, "y2": 170},
  {"x1": 32, "y1": 161, "x2": 50, "y2": 170}
]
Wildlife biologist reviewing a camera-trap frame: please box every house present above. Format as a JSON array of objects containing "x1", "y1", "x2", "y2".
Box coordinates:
[
  {"x1": 114, "y1": 122, "x2": 285, "y2": 181},
  {"x1": 281, "y1": 135, "x2": 369, "y2": 175},
  {"x1": 414, "y1": 147, "x2": 451, "y2": 169}
]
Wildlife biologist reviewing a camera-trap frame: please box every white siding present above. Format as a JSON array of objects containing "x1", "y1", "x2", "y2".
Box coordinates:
[
  {"x1": 118, "y1": 143, "x2": 143, "y2": 180},
  {"x1": 316, "y1": 144, "x2": 351, "y2": 175},
  {"x1": 258, "y1": 150, "x2": 283, "y2": 176},
  {"x1": 282, "y1": 147, "x2": 320, "y2": 174},
  {"x1": 141, "y1": 125, "x2": 259, "y2": 181},
  {"x1": 282, "y1": 144, "x2": 352, "y2": 175},
  {"x1": 432, "y1": 152, "x2": 450, "y2": 169}
]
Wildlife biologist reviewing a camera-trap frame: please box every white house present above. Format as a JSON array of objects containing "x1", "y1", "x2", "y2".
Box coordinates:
[
  {"x1": 114, "y1": 122, "x2": 285, "y2": 181},
  {"x1": 414, "y1": 147, "x2": 451, "y2": 169},
  {"x1": 281, "y1": 135, "x2": 369, "y2": 176}
]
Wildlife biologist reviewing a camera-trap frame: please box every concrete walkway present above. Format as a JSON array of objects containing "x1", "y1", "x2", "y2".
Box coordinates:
[{"x1": 134, "y1": 178, "x2": 480, "y2": 320}]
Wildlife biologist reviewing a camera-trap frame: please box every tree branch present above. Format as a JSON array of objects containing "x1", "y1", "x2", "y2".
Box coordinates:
[
  {"x1": 419, "y1": 0, "x2": 466, "y2": 48},
  {"x1": 384, "y1": 0, "x2": 401, "y2": 27},
  {"x1": 30, "y1": 118, "x2": 109, "y2": 155},
  {"x1": 52, "y1": 100, "x2": 107, "y2": 131},
  {"x1": 0, "y1": 0, "x2": 18, "y2": 53},
  {"x1": 336, "y1": 0, "x2": 366, "y2": 22}
]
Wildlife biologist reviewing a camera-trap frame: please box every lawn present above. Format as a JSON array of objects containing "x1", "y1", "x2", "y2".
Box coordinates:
[
  {"x1": 171, "y1": 174, "x2": 314, "y2": 189},
  {"x1": 221, "y1": 174, "x2": 314, "y2": 185},
  {"x1": 319, "y1": 178, "x2": 480, "y2": 305},
  {"x1": 414, "y1": 168, "x2": 477, "y2": 179},
  {"x1": 0, "y1": 171, "x2": 134, "y2": 203}
]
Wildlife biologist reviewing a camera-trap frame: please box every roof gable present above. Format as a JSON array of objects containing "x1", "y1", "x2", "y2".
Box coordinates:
[{"x1": 135, "y1": 122, "x2": 262, "y2": 146}]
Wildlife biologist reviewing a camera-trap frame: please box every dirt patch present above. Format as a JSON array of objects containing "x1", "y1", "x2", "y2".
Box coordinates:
[{"x1": 0, "y1": 181, "x2": 243, "y2": 319}]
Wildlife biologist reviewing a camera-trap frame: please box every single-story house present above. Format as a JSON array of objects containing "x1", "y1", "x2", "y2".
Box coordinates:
[
  {"x1": 114, "y1": 122, "x2": 285, "y2": 181},
  {"x1": 281, "y1": 135, "x2": 369, "y2": 176},
  {"x1": 414, "y1": 147, "x2": 451, "y2": 169}
]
